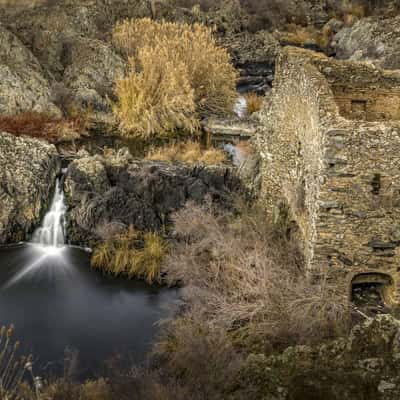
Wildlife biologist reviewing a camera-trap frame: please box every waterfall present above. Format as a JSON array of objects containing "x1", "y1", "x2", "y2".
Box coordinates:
[
  {"x1": 223, "y1": 143, "x2": 245, "y2": 167},
  {"x1": 234, "y1": 96, "x2": 247, "y2": 119},
  {"x1": 32, "y1": 178, "x2": 66, "y2": 248}
]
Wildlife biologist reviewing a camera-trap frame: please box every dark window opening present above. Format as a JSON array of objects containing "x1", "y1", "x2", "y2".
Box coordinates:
[
  {"x1": 351, "y1": 273, "x2": 394, "y2": 308},
  {"x1": 351, "y1": 99, "x2": 367, "y2": 114},
  {"x1": 371, "y1": 173, "x2": 381, "y2": 195}
]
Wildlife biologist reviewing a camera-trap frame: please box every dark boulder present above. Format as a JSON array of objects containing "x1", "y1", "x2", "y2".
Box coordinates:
[{"x1": 64, "y1": 149, "x2": 242, "y2": 246}]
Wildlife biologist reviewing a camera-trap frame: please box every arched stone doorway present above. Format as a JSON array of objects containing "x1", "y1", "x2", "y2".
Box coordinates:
[{"x1": 351, "y1": 272, "x2": 395, "y2": 307}]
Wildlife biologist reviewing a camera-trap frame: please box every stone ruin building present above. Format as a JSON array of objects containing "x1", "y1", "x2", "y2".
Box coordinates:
[{"x1": 256, "y1": 46, "x2": 400, "y2": 304}]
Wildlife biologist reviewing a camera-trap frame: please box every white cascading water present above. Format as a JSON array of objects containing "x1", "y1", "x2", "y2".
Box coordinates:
[
  {"x1": 3, "y1": 178, "x2": 70, "y2": 288},
  {"x1": 32, "y1": 178, "x2": 66, "y2": 248},
  {"x1": 223, "y1": 143, "x2": 245, "y2": 167},
  {"x1": 233, "y1": 96, "x2": 247, "y2": 119}
]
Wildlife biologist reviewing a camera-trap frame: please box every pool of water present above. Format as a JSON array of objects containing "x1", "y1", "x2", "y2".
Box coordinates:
[{"x1": 0, "y1": 244, "x2": 180, "y2": 379}]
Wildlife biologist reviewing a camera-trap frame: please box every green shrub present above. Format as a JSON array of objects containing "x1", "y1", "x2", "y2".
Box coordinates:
[{"x1": 112, "y1": 18, "x2": 238, "y2": 138}]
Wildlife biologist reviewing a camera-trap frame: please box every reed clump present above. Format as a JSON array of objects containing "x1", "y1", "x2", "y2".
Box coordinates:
[
  {"x1": 0, "y1": 325, "x2": 33, "y2": 400},
  {"x1": 145, "y1": 140, "x2": 226, "y2": 165},
  {"x1": 91, "y1": 227, "x2": 167, "y2": 283},
  {"x1": 112, "y1": 18, "x2": 238, "y2": 138},
  {"x1": 244, "y1": 93, "x2": 263, "y2": 115}
]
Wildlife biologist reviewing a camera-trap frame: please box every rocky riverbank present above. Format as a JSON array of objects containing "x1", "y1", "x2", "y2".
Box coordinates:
[{"x1": 0, "y1": 132, "x2": 59, "y2": 243}]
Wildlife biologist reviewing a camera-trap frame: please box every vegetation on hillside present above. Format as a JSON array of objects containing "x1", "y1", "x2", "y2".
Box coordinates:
[
  {"x1": 145, "y1": 141, "x2": 226, "y2": 165},
  {"x1": 0, "y1": 112, "x2": 90, "y2": 142},
  {"x1": 7, "y1": 201, "x2": 351, "y2": 399},
  {"x1": 0, "y1": 325, "x2": 33, "y2": 400},
  {"x1": 112, "y1": 18, "x2": 238, "y2": 138}
]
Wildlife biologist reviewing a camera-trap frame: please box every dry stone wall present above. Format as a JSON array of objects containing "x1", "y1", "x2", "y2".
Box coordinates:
[{"x1": 257, "y1": 47, "x2": 400, "y2": 302}]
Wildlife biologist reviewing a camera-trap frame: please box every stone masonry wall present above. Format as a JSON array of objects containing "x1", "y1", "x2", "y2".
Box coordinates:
[
  {"x1": 256, "y1": 47, "x2": 337, "y2": 273},
  {"x1": 257, "y1": 47, "x2": 400, "y2": 302}
]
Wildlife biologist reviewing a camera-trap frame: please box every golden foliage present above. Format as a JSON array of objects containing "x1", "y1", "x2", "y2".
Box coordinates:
[
  {"x1": 114, "y1": 56, "x2": 199, "y2": 138},
  {"x1": 91, "y1": 227, "x2": 167, "y2": 283},
  {"x1": 244, "y1": 92, "x2": 263, "y2": 115},
  {"x1": 146, "y1": 140, "x2": 226, "y2": 165},
  {"x1": 113, "y1": 18, "x2": 238, "y2": 138},
  {"x1": 279, "y1": 23, "x2": 333, "y2": 49}
]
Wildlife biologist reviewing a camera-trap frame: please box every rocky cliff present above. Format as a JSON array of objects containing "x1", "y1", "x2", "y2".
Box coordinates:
[
  {"x1": 334, "y1": 15, "x2": 400, "y2": 69},
  {"x1": 64, "y1": 149, "x2": 241, "y2": 246},
  {"x1": 0, "y1": 132, "x2": 59, "y2": 243}
]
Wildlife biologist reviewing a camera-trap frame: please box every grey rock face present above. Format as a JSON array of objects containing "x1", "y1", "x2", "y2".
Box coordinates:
[
  {"x1": 62, "y1": 37, "x2": 125, "y2": 113},
  {"x1": 221, "y1": 31, "x2": 279, "y2": 92},
  {"x1": 2, "y1": 1, "x2": 133, "y2": 118},
  {"x1": 64, "y1": 149, "x2": 242, "y2": 246},
  {"x1": 334, "y1": 16, "x2": 400, "y2": 69},
  {"x1": 0, "y1": 132, "x2": 60, "y2": 244},
  {"x1": 0, "y1": 24, "x2": 60, "y2": 116}
]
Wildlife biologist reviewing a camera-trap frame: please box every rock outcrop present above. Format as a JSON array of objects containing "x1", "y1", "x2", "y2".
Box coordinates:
[
  {"x1": 221, "y1": 31, "x2": 279, "y2": 92},
  {"x1": 0, "y1": 132, "x2": 59, "y2": 244},
  {"x1": 334, "y1": 16, "x2": 400, "y2": 69},
  {"x1": 0, "y1": 24, "x2": 60, "y2": 116},
  {"x1": 3, "y1": 2, "x2": 128, "y2": 117},
  {"x1": 235, "y1": 314, "x2": 400, "y2": 400},
  {"x1": 64, "y1": 149, "x2": 241, "y2": 246}
]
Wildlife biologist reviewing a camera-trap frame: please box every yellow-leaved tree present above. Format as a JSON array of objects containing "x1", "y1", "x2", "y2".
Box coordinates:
[{"x1": 113, "y1": 18, "x2": 238, "y2": 138}]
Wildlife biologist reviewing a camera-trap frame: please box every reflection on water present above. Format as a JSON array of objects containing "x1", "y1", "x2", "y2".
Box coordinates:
[{"x1": 0, "y1": 244, "x2": 180, "y2": 379}]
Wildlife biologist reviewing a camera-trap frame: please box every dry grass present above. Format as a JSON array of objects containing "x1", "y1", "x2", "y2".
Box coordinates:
[
  {"x1": 146, "y1": 141, "x2": 226, "y2": 165},
  {"x1": 279, "y1": 23, "x2": 333, "y2": 49},
  {"x1": 114, "y1": 55, "x2": 199, "y2": 139},
  {"x1": 244, "y1": 93, "x2": 263, "y2": 115},
  {"x1": 91, "y1": 227, "x2": 167, "y2": 283},
  {"x1": 163, "y1": 202, "x2": 350, "y2": 349},
  {"x1": 112, "y1": 18, "x2": 238, "y2": 138},
  {"x1": 0, "y1": 325, "x2": 33, "y2": 400},
  {"x1": 35, "y1": 378, "x2": 113, "y2": 400},
  {"x1": 0, "y1": 112, "x2": 91, "y2": 143}
]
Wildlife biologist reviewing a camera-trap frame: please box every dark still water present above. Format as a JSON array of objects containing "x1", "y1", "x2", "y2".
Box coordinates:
[{"x1": 0, "y1": 244, "x2": 180, "y2": 379}]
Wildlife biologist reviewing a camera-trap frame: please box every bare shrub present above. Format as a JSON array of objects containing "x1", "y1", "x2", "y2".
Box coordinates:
[
  {"x1": 152, "y1": 318, "x2": 242, "y2": 400},
  {"x1": 164, "y1": 202, "x2": 350, "y2": 348},
  {"x1": 0, "y1": 325, "x2": 33, "y2": 400},
  {"x1": 31, "y1": 378, "x2": 113, "y2": 400},
  {"x1": 112, "y1": 18, "x2": 238, "y2": 138},
  {"x1": 146, "y1": 140, "x2": 226, "y2": 165},
  {"x1": 0, "y1": 112, "x2": 91, "y2": 143}
]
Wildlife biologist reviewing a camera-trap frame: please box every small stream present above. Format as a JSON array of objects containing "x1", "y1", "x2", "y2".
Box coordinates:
[{"x1": 0, "y1": 179, "x2": 180, "y2": 379}]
